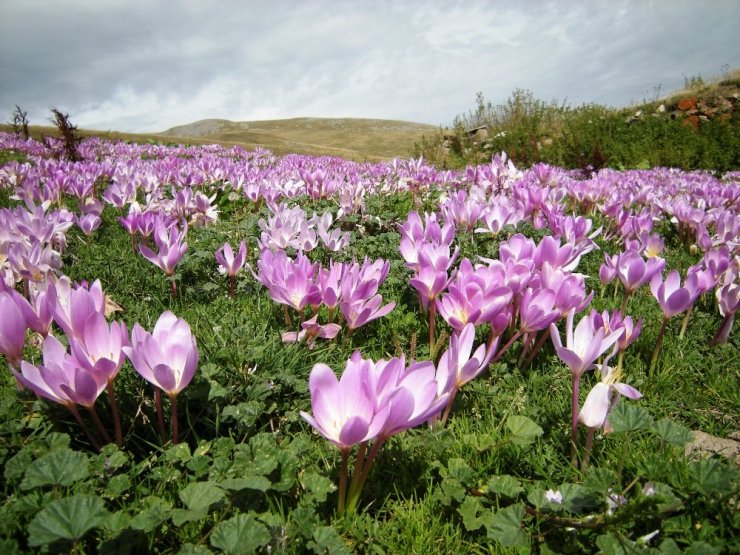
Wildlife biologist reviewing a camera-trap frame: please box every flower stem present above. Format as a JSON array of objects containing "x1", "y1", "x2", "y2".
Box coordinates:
[
  {"x1": 440, "y1": 386, "x2": 459, "y2": 426},
  {"x1": 710, "y1": 313, "x2": 734, "y2": 346},
  {"x1": 345, "y1": 442, "x2": 367, "y2": 514},
  {"x1": 571, "y1": 372, "x2": 580, "y2": 467},
  {"x1": 522, "y1": 327, "x2": 551, "y2": 369},
  {"x1": 228, "y1": 275, "x2": 235, "y2": 300},
  {"x1": 169, "y1": 279, "x2": 177, "y2": 297},
  {"x1": 154, "y1": 388, "x2": 166, "y2": 442},
  {"x1": 68, "y1": 405, "x2": 101, "y2": 451},
  {"x1": 429, "y1": 301, "x2": 437, "y2": 355},
  {"x1": 87, "y1": 405, "x2": 112, "y2": 445},
  {"x1": 619, "y1": 290, "x2": 631, "y2": 313},
  {"x1": 345, "y1": 439, "x2": 385, "y2": 514},
  {"x1": 649, "y1": 317, "x2": 669, "y2": 375},
  {"x1": 337, "y1": 449, "x2": 349, "y2": 516},
  {"x1": 107, "y1": 383, "x2": 123, "y2": 446},
  {"x1": 490, "y1": 330, "x2": 523, "y2": 365},
  {"x1": 170, "y1": 395, "x2": 179, "y2": 444},
  {"x1": 581, "y1": 428, "x2": 595, "y2": 471},
  {"x1": 678, "y1": 306, "x2": 692, "y2": 339}
]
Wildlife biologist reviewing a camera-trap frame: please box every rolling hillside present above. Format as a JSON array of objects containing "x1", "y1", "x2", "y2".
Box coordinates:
[{"x1": 162, "y1": 117, "x2": 437, "y2": 161}]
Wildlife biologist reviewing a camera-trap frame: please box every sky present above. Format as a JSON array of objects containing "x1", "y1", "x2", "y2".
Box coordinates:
[{"x1": 1, "y1": 0, "x2": 738, "y2": 133}]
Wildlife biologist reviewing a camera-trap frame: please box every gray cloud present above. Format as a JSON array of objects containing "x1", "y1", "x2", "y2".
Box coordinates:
[{"x1": 1, "y1": 0, "x2": 738, "y2": 133}]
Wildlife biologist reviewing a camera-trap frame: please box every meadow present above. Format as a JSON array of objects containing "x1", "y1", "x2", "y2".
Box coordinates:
[{"x1": 0, "y1": 130, "x2": 737, "y2": 554}]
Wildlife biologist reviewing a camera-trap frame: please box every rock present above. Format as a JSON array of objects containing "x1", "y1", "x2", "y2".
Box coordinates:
[
  {"x1": 683, "y1": 114, "x2": 700, "y2": 128},
  {"x1": 677, "y1": 97, "x2": 698, "y2": 111},
  {"x1": 685, "y1": 430, "x2": 740, "y2": 464}
]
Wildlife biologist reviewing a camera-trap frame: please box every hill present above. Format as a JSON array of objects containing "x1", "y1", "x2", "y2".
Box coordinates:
[{"x1": 162, "y1": 117, "x2": 437, "y2": 161}]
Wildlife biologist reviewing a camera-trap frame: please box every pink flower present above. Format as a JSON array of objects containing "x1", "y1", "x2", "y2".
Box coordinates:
[
  {"x1": 615, "y1": 250, "x2": 665, "y2": 294},
  {"x1": 579, "y1": 364, "x2": 642, "y2": 430},
  {"x1": 550, "y1": 308, "x2": 623, "y2": 377},
  {"x1": 139, "y1": 218, "x2": 188, "y2": 277},
  {"x1": 281, "y1": 315, "x2": 341, "y2": 348},
  {"x1": 123, "y1": 311, "x2": 198, "y2": 398},
  {"x1": 69, "y1": 312, "x2": 128, "y2": 383},
  {"x1": 215, "y1": 241, "x2": 247, "y2": 277},
  {"x1": 0, "y1": 291, "x2": 27, "y2": 368},
  {"x1": 47, "y1": 276, "x2": 106, "y2": 339},
  {"x1": 649, "y1": 270, "x2": 701, "y2": 319},
  {"x1": 18, "y1": 335, "x2": 107, "y2": 408},
  {"x1": 300, "y1": 357, "x2": 389, "y2": 450}
]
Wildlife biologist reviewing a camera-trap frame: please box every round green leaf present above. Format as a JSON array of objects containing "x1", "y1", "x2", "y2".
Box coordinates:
[
  {"x1": 210, "y1": 513, "x2": 270, "y2": 555},
  {"x1": 21, "y1": 449, "x2": 89, "y2": 490},
  {"x1": 27, "y1": 494, "x2": 109, "y2": 546}
]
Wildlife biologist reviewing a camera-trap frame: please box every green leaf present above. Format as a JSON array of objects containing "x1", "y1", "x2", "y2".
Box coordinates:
[
  {"x1": 486, "y1": 475, "x2": 524, "y2": 498},
  {"x1": 104, "y1": 474, "x2": 131, "y2": 497},
  {"x1": 103, "y1": 510, "x2": 131, "y2": 535},
  {"x1": 178, "y1": 544, "x2": 214, "y2": 555},
  {"x1": 27, "y1": 494, "x2": 109, "y2": 546},
  {"x1": 688, "y1": 458, "x2": 733, "y2": 497},
  {"x1": 21, "y1": 449, "x2": 89, "y2": 490},
  {"x1": 653, "y1": 418, "x2": 693, "y2": 446},
  {"x1": 307, "y1": 526, "x2": 350, "y2": 554},
  {"x1": 506, "y1": 415, "x2": 543, "y2": 447},
  {"x1": 220, "y1": 476, "x2": 271, "y2": 492},
  {"x1": 171, "y1": 509, "x2": 208, "y2": 526},
  {"x1": 486, "y1": 503, "x2": 528, "y2": 547},
  {"x1": 607, "y1": 403, "x2": 653, "y2": 433},
  {"x1": 447, "y1": 458, "x2": 476, "y2": 485},
  {"x1": 559, "y1": 482, "x2": 600, "y2": 514},
  {"x1": 164, "y1": 442, "x2": 192, "y2": 463},
  {"x1": 46, "y1": 432, "x2": 71, "y2": 451},
  {"x1": 301, "y1": 471, "x2": 336, "y2": 504},
  {"x1": 458, "y1": 496, "x2": 494, "y2": 531},
  {"x1": 683, "y1": 541, "x2": 721, "y2": 555},
  {"x1": 583, "y1": 467, "x2": 618, "y2": 495},
  {"x1": 129, "y1": 496, "x2": 172, "y2": 532},
  {"x1": 179, "y1": 481, "x2": 226, "y2": 512},
  {"x1": 222, "y1": 401, "x2": 263, "y2": 428},
  {"x1": 210, "y1": 513, "x2": 270, "y2": 555},
  {"x1": 596, "y1": 532, "x2": 635, "y2": 554},
  {"x1": 4, "y1": 450, "x2": 34, "y2": 483},
  {"x1": 658, "y1": 539, "x2": 682, "y2": 555}
]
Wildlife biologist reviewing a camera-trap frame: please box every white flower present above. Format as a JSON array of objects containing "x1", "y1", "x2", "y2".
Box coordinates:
[{"x1": 545, "y1": 489, "x2": 563, "y2": 505}]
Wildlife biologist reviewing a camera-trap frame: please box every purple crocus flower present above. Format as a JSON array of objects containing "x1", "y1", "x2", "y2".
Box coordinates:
[
  {"x1": 300, "y1": 356, "x2": 389, "y2": 451},
  {"x1": 0, "y1": 291, "x2": 27, "y2": 369},
  {"x1": 69, "y1": 312, "x2": 129, "y2": 384},
  {"x1": 139, "y1": 218, "x2": 188, "y2": 279},
  {"x1": 123, "y1": 311, "x2": 199, "y2": 399},
  {"x1": 550, "y1": 308, "x2": 623, "y2": 378},
  {"x1": 615, "y1": 250, "x2": 665, "y2": 295},
  {"x1": 215, "y1": 241, "x2": 247, "y2": 276},
  {"x1": 18, "y1": 335, "x2": 107, "y2": 409},
  {"x1": 649, "y1": 270, "x2": 701, "y2": 319},
  {"x1": 47, "y1": 276, "x2": 106, "y2": 339},
  {"x1": 282, "y1": 315, "x2": 341, "y2": 348},
  {"x1": 519, "y1": 287, "x2": 560, "y2": 333},
  {"x1": 579, "y1": 364, "x2": 642, "y2": 431}
]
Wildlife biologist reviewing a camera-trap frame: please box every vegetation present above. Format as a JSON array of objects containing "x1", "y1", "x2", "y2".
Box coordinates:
[
  {"x1": 414, "y1": 70, "x2": 740, "y2": 173},
  {"x1": 0, "y1": 131, "x2": 737, "y2": 553}
]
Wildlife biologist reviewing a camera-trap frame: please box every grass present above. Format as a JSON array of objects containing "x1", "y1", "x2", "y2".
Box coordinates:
[
  {"x1": 0, "y1": 115, "x2": 436, "y2": 163},
  {"x1": 0, "y1": 134, "x2": 738, "y2": 553},
  {"x1": 416, "y1": 68, "x2": 740, "y2": 172}
]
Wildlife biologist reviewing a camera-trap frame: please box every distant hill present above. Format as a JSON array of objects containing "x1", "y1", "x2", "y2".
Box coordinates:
[{"x1": 162, "y1": 117, "x2": 437, "y2": 161}]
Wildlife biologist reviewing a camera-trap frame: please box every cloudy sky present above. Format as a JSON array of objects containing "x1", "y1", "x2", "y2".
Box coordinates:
[{"x1": 1, "y1": 1, "x2": 738, "y2": 133}]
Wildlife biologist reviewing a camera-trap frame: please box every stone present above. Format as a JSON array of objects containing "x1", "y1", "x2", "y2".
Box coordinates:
[
  {"x1": 677, "y1": 97, "x2": 698, "y2": 111},
  {"x1": 685, "y1": 430, "x2": 740, "y2": 464}
]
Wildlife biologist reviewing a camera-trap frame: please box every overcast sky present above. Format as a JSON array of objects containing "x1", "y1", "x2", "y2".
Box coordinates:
[{"x1": 1, "y1": 1, "x2": 738, "y2": 133}]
